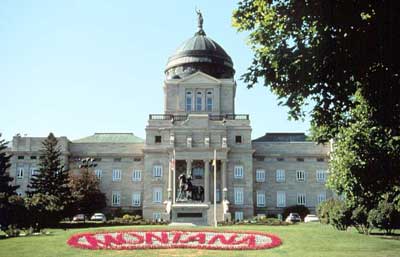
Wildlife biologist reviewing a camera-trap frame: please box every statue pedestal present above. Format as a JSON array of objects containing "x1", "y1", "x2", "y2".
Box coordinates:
[{"x1": 170, "y1": 203, "x2": 210, "y2": 226}]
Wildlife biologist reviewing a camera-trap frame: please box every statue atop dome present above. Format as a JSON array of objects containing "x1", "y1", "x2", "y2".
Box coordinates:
[{"x1": 195, "y1": 9, "x2": 206, "y2": 36}]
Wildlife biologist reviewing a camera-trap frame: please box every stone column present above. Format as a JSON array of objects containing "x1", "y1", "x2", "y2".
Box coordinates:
[
  {"x1": 186, "y1": 159, "x2": 192, "y2": 177},
  {"x1": 222, "y1": 160, "x2": 227, "y2": 201},
  {"x1": 204, "y1": 160, "x2": 210, "y2": 202},
  {"x1": 167, "y1": 158, "x2": 172, "y2": 200}
]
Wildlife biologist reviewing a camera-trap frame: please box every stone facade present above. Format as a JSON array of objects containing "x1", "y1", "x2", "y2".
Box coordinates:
[{"x1": 5, "y1": 22, "x2": 331, "y2": 224}]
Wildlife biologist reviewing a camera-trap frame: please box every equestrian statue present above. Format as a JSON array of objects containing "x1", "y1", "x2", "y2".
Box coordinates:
[{"x1": 177, "y1": 173, "x2": 204, "y2": 202}]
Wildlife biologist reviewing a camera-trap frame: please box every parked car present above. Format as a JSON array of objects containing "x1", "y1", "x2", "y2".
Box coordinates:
[
  {"x1": 285, "y1": 213, "x2": 301, "y2": 223},
  {"x1": 72, "y1": 214, "x2": 86, "y2": 222},
  {"x1": 304, "y1": 214, "x2": 320, "y2": 223},
  {"x1": 90, "y1": 213, "x2": 107, "y2": 222}
]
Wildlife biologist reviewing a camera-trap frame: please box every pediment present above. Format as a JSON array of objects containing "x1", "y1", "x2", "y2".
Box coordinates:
[{"x1": 178, "y1": 71, "x2": 221, "y2": 84}]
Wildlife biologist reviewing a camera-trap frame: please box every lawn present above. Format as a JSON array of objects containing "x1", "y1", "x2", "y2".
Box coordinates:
[{"x1": 0, "y1": 223, "x2": 399, "y2": 257}]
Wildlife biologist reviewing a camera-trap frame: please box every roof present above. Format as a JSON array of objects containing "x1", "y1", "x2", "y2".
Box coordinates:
[
  {"x1": 165, "y1": 18, "x2": 234, "y2": 80},
  {"x1": 73, "y1": 133, "x2": 144, "y2": 143},
  {"x1": 253, "y1": 133, "x2": 307, "y2": 142}
]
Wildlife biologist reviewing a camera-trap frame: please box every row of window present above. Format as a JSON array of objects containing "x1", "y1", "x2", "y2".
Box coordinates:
[
  {"x1": 111, "y1": 188, "x2": 162, "y2": 206},
  {"x1": 186, "y1": 90, "x2": 213, "y2": 112},
  {"x1": 255, "y1": 169, "x2": 327, "y2": 183},
  {"x1": 111, "y1": 191, "x2": 142, "y2": 206},
  {"x1": 255, "y1": 191, "x2": 327, "y2": 207},
  {"x1": 255, "y1": 157, "x2": 325, "y2": 162},
  {"x1": 16, "y1": 167, "x2": 40, "y2": 179},
  {"x1": 154, "y1": 135, "x2": 244, "y2": 144}
]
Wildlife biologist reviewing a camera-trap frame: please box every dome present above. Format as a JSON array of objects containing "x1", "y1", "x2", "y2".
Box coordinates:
[{"x1": 165, "y1": 14, "x2": 234, "y2": 79}]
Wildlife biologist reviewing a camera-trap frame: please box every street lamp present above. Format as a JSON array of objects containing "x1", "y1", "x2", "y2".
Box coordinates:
[{"x1": 77, "y1": 157, "x2": 97, "y2": 223}]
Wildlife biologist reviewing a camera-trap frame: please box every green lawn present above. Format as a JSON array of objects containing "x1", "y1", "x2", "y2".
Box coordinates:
[{"x1": 0, "y1": 223, "x2": 399, "y2": 257}]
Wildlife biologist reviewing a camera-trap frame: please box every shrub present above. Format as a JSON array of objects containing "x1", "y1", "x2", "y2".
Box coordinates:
[
  {"x1": 329, "y1": 200, "x2": 352, "y2": 231},
  {"x1": 368, "y1": 198, "x2": 400, "y2": 235},
  {"x1": 351, "y1": 205, "x2": 371, "y2": 234},
  {"x1": 317, "y1": 199, "x2": 336, "y2": 224},
  {"x1": 283, "y1": 205, "x2": 310, "y2": 220}
]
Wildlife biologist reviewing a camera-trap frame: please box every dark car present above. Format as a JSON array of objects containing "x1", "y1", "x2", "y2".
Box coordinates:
[{"x1": 285, "y1": 213, "x2": 301, "y2": 223}]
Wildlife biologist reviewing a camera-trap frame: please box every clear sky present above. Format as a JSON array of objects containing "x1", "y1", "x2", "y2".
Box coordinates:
[{"x1": 0, "y1": 0, "x2": 310, "y2": 142}]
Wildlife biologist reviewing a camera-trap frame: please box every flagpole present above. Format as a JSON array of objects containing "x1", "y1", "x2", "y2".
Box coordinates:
[{"x1": 213, "y1": 148, "x2": 217, "y2": 227}]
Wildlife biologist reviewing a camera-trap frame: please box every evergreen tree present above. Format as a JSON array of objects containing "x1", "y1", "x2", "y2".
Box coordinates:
[
  {"x1": 26, "y1": 133, "x2": 72, "y2": 228},
  {"x1": 0, "y1": 133, "x2": 19, "y2": 230}
]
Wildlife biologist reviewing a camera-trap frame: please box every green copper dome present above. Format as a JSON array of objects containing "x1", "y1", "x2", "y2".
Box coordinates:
[{"x1": 165, "y1": 13, "x2": 234, "y2": 79}]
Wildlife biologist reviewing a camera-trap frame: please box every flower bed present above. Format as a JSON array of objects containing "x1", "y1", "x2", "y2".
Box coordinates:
[{"x1": 67, "y1": 229, "x2": 282, "y2": 250}]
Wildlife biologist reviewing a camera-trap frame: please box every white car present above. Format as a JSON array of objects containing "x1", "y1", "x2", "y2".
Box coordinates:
[
  {"x1": 90, "y1": 213, "x2": 107, "y2": 222},
  {"x1": 304, "y1": 214, "x2": 319, "y2": 223}
]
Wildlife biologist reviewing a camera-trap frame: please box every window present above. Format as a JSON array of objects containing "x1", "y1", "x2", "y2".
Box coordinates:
[
  {"x1": 277, "y1": 191, "x2": 286, "y2": 207},
  {"x1": 234, "y1": 165, "x2": 244, "y2": 179},
  {"x1": 18, "y1": 156, "x2": 24, "y2": 160},
  {"x1": 153, "y1": 165, "x2": 162, "y2": 178},
  {"x1": 186, "y1": 91, "x2": 192, "y2": 111},
  {"x1": 134, "y1": 157, "x2": 141, "y2": 162},
  {"x1": 17, "y1": 168, "x2": 24, "y2": 179},
  {"x1": 257, "y1": 191, "x2": 266, "y2": 207},
  {"x1": 132, "y1": 170, "x2": 142, "y2": 181},
  {"x1": 112, "y1": 169, "x2": 121, "y2": 181},
  {"x1": 153, "y1": 188, "x2": 162, "y2": 203},
  {"x1": 95, "y1": 169, "x2": 102, "y2": 180},
  {"x1": 317, "y1": 158, "x2": 325, "y2": 162},
  {"x1": 113, "y1": 157, "x2": 121, "y2": 162},
  {"x1": 317, "y1": 192, "x2": 326, "y2": 205},
  {"x1": 132, "y1": 192, "x2": 141, "y2": 206},
  {"x1": 94, "y1": 157, "x2": 102, "y2": 162},
  {"x1": 316, "y1": 169, "x2": 327, "y2": 182},
  {"x1": 112, "y1": 192, "x2": 121, "y2": 206},
  {"x1": 216, "y1": 187, "x2": 221, "y2": 202},
  {"x1": 297, "y1": 157, "x2": 304, "y2": 162},
  {"x1": 30, "y1": 156, "x2": 37, "y2": 160},
  {"x1": 16, "y1": 190, "x2": 23, "y2": 197},
  {"x1": 277, "y1": 157, "x2": 285, "y2": 162},
  {"x1": 235, "y1": 211, "x2": 244, "y2": 221},
  {"x1": 276, "y1": 169, "x2": 285, "y2": 182},
  {"x1": 30, "y1": 167, "x2": 39, "y2": 176},
  {"x1": 296, "y1": 170, "x2": 305, "y2": 182},
  {"x1": 195, "y1": 91, "x2": 202, "y2": 111},
  {"x1": 155, "y1": 135, "x2": 162, "y2": 143},
  {"x1": 256, "y1": 169, "x2": 265, "y2": 182},
  {"x1": 255, "y1": 156, "x2": 265, "y2": 161},
  {"x1": 297, "y1": 193, "x2": 306, "y2": 205},
  {"x1": 206, "y1": 91, "x2": 213, "y2": 112},
  {"x1": 234, "y1": 188, "x2": 244, "y2": 205},
  {"x1": 235, "y1": 135, "x2": 242, "y2": 144},
  {"x1": 153, "y1": 212, "x2": 162, "y2": 221},
  {"x1": 192, "y1": 168, "x2": 203, "y2": 179}
]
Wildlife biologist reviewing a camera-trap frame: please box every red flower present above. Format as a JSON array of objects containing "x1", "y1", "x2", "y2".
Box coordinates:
[{"x1": 67, "y1": 229, "x2": 282, "y2": 250}]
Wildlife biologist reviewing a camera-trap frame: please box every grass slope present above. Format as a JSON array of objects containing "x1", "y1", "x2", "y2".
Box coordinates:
[{"x1": 0, "y1": 223, "x2": 399, "y2": 257}]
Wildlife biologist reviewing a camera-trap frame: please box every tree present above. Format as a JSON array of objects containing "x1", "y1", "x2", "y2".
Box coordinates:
[
  {"x1": 233, "y1": 0, "x2": 400, "y2": 142},
  {"x1": 233, "y1": 0, "x2": 400, "y2": 231},
  {"x1": 329, "y1": 93, "x2": 400, "y2": 217},
  {"x1": 26, "y1": 133, "x2": 72, "y2": 228},
  {"x1": 0, "y1": 134, "x2": 20, "y2": 230},
  {"x1": 69, "y1": 168, "x2": 106, "y2": 217}
]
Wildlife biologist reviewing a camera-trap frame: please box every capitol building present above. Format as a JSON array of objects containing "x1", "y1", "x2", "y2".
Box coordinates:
[{"x1": 7, "y1": 16, "x2": 331, "y2": 225}]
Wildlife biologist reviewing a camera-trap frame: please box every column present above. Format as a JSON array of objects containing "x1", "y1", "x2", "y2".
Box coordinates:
[
  {"x1": 167, "y1": 158, "x2": 172, "y2": 200},
  {"x1": 222, "y1": 159, "x2": 227, "y2": 201},
  {"x1": 204, "y1": 160, "x2": 210, "y2": 202},
  {"x1": 186, "y1": 159, "x2": 192, "y2": 177}
]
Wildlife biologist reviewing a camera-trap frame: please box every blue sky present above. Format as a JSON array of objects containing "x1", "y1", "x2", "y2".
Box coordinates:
[{"x1": 0, "y1": 0, "x2": 310, "y2": 141}]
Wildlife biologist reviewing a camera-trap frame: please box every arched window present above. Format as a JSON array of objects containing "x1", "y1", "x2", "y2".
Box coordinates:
[
  {"x1": 186, "y1": 91, "x2": 192, "y2": 112},
  {"x1": 206, "y1": 90, "x2": 213, "y2": 112},
  {"x1": 196, "y1": 91, "x2": 202, "y2": 111}
]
